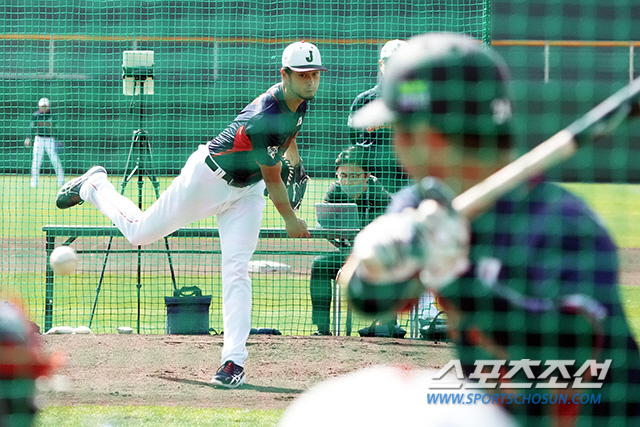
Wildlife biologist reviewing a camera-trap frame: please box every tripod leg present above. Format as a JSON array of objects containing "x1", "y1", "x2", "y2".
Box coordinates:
[
  {"x1": 137, "y1": 243, "x2": 142, "y2": 334},
  {"x1": 162, "y1": 239, "x2": 178, "y2": 291},
  {"x1": 89, "y1": 130, "x2": 140, "y2": 328},
  {"x1": 88, "y1": 236, "x2": 115, "y2": 328}
]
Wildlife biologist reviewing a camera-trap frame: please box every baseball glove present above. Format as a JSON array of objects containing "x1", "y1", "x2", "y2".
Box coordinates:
[{"x1": 280, "y1": 159, "x2": 309, "y2": 211}]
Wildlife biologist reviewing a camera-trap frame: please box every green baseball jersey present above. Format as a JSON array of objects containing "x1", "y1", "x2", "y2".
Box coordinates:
[{"x1": 348, "y1": 84, "x2": 409, "y2": 194}]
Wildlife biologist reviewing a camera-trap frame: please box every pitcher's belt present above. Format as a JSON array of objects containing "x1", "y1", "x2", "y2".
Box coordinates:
[{"x1": 205, "y1": 155, "x2": 245, "y2": 188}]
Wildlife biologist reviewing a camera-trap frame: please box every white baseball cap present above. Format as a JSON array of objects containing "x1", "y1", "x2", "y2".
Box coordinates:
[
  {"x1": 282, "y1": 41, "x2": 328, "y2": 72},
  {"x1": 38, "y1": 97, "x2": 50, "y2": 107},
  {"x1": 379, "y1": 39, "x2": 407, "y2": 61}
]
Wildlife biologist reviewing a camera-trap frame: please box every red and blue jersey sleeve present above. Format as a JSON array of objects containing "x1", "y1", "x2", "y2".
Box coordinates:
[{"x1": 207, "y1": 83, "x2": 306, "y2": 185}]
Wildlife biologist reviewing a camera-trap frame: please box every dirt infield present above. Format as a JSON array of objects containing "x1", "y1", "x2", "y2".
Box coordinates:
[{"x1": 39, "y1": 334, "x2": 455, "y2": 410}]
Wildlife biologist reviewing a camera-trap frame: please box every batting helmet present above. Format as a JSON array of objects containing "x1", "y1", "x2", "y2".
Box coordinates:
[
  {"x1": 351, "y1": 33, "x2": 512, "y2": 137},
  {"x1": 38, "y1": 98, "x2": 50, "y2": 107}
]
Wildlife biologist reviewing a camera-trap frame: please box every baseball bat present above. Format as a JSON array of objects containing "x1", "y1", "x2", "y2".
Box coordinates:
[{"x1": 337, "y1": 76, "x2": 640, "y2": 287}]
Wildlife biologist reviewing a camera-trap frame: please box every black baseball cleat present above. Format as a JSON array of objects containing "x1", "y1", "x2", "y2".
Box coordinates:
[
  {"x1": 55, "y1": 166, "x2": 107, "y2": 209},
  {"x1": 311, "y1": 330, "x2": 332, "y2": 336},
  {"x1": 210, "y1": 361, "x2": 245, "y2": 389}
]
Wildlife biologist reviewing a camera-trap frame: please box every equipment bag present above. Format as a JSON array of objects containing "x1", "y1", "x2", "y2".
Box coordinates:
[{"x1": 164, "y1": 286, "x2": 212, "y2": 335}]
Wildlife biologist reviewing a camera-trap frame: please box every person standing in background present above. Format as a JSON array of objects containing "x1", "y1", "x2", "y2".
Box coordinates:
[
  {"x1": 25, "y1": 97, "x2": 64, "y2": 188},
  {"x1": 347, "y1": 40, "x2": 410, "y2": 194}
]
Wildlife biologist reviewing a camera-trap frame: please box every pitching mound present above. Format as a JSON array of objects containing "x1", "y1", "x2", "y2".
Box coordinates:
[{"x1": 40, "y1": 334, "x2": 454, "y2": 409}]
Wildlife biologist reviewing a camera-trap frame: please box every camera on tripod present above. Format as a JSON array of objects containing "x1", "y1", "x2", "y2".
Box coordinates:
[
  {"x1": 89, "y1": 49, "x2": 178, "y2": 332},
  {"x1": 122, "y1": 50, "x2": 154, "y2": 96}
]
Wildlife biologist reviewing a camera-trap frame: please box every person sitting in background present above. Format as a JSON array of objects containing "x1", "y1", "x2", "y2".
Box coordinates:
[{"x1": 310, "y1": 146, "x2": 392, "y2": 336}]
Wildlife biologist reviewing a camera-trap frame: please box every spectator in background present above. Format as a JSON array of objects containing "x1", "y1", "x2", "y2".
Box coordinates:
[
  {"x1": 347, "y1": 40, "x2": 410, "y2": 194},
  {"x1": 25, "y1": 97, "x2": 65, "y2": 188},
  {"x1": 310, "y1": 146, "x2": 393, "y2": 336}
]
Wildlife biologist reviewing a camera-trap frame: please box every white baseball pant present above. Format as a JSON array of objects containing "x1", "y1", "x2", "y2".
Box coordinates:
[
  {"x1": 30, "y1": 135, "x2": 65, "y2": 187},
  {"x1": 80, "y1": 144, "x2": 266, "y2": 367}
]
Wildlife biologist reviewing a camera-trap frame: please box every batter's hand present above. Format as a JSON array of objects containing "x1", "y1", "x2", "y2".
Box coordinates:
[
  {"x1": 25, "y1": 137, "x2": 31, "y2": 147},
  {"x1": 285, "y1": 217, "x2": 310, "y2": 238},
  {"x1": 352, "y1": 199, "x2": 470, "y2": 291}
]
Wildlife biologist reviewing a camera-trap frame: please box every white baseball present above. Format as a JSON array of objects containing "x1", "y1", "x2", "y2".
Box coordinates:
[{"x1": 49, "y1": 246, "x2": 77, "y2": 276}]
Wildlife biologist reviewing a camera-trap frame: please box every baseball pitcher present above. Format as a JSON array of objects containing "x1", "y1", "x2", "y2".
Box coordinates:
[{"x1": 55, "y1": 41, "x2": 327, "y2": 389}]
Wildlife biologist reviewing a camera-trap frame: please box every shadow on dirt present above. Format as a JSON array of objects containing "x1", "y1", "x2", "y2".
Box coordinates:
[{"x1": 155, "y1": 375, "x2": 303, "y2": 394}]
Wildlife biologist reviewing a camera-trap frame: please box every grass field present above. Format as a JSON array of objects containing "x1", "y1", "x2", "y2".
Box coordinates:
[
  {"x1": 34, "y1": 406, "x2": 285, "y2": 427},
  {"x1": 4, "y1": 174, "x2": 333, "y2": 237},
  {"x1": 6, "y1": 175, "x2": 640, "y2": 244},
  {"x1": 4, "y1": 176, "x2": 640, "y2": 426},
  {"x1": 561, "y1": 182, "x2": 640, "y2": 248}
]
